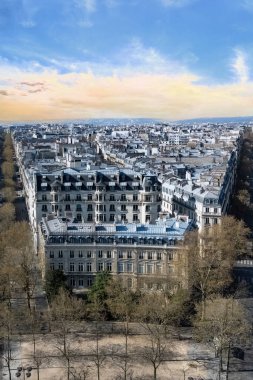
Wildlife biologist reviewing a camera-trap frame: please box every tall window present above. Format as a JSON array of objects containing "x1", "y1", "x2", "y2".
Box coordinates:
[
  {"x1": 78, "y1": 263, "x2": 84, "y2": 272},
  {"x1": 87, "y1": 262, "x2": 92, "y2": 272},
  {"x1": 98, "y1": 262, "x2": 103, "y2": 272},
  {"x1": 70, "y1": 263, "x2": 75, "y2": 272},
  {"x1": 106, "y1": 262, "x2": 112, "y2": 272}
]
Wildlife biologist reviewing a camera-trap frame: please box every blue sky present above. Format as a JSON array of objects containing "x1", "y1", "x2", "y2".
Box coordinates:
[{"x1": 1, "y1": 0, "x2": 253, "y2": 121}]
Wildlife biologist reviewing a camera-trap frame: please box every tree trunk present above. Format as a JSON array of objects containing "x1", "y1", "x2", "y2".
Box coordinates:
[
  {"x1": 153, "y1": 365, "x2": 157, "y2": 380},
  {"x1": 225, "y1": 344, "x2": 231, "y2": 380}
]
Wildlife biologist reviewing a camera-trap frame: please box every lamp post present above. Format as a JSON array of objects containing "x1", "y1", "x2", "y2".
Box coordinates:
[{"x1": 15, "y1": 366, "x2": 33, "y2": 379}]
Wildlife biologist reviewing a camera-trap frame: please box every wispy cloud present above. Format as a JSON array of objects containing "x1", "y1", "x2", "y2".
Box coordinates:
[
  {"x1": 75, "y1": 0, "x2": 96, "y2": 13},
  {"x1": 0, "y1": 90, "x2": 9, "y2": 96},
  {"x1": 231, "y1": 49, "x2": 249, "y2": 83},
  {"x1": 160, "y1": 0, "x2": 196, "y2": 7},
  {"x1": 240, "y1": 0, "x2": 253, "y2": 12},
  {"x1": 20, "y1": 81, "x2": 44, "y2": 86}
]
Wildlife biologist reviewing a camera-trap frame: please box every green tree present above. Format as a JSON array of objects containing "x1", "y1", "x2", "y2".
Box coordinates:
[
  {"x1": 88, "y1": 271, "x2": 112, "y2": 319},
  {"x1": 44, "y1": 269, "x2": 68, "y2": 303}
]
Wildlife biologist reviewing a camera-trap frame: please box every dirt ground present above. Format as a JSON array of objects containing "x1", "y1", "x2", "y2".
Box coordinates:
[{"x1": 3, "y1": 329, "x2": 218, "y2": 380}]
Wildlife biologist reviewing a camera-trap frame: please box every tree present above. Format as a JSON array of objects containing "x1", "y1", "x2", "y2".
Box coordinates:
[
  {"x1": 106, "y1": 278, "x2": 139, "y2": 380},
  {"x1": 185, "y1": 216, "x2": 249, "y2": 319},
  {"x1": 0, "y1": 202, "x2": 15, "y2": 230},
  {"x1": 44, "y1": 269, "x2": 68, "y2": 303},
  {"x1": 50, "y1": 288, "x2": 85, "y2": 380},
  {"x1": 88, "y1": 271, "x2": 112, "y2": 319},
  {"x1": 141, "y1": 324, "x2": 168, "y2": 380},
  {"x1": 194, "y1": 297, "x2": 251, "y2": 380},
  {"x1": 2, "y1": 186, "x2": 16, "y2": 203}
]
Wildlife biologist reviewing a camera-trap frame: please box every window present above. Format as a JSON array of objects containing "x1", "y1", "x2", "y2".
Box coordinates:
[
  {"x1": 98, "y1": 250, "x2": 103, "y2": 258},
  {"x1": 214, "y1": 218, "x2": 218, "y2": 224},
  {"x1": 133, "y1": 204, "x2": 138, "y2": 211},
  {"x1": 87, "y1": 262, "x2": 92, "y2": 272},
  {"x1": 87, "y1": 251, "x2": 92, "y2": 258},
  {"x1": 70, "y1": 263, "x2": 75, "y2": 272},
  {"x1": 148, "y1": 252, "x2": 153, "y2": 260},
  {"x1": 76, "y1": 213, "x2": 82, "y2": 221},
  {"x1": 127, "y1": 262, "x2": 133, "y2": 272},
  {"x1": 50, "y1": 263, "x2": 55, "y2": 270},
  {"x1": 88, "y1": 194, "x2": 92, "y2": 201},
  {"x1": 205, "y1": 217, "x2": 210, "y2": 225},
  {"x1": 58, "y1": 250, "x2": 63, "y2": 258},
  {"x1": 49, "y1": 251, "x2": 54, "y2": 258},
  {"x1": 205, "y1": 207, "x2": 209, "y2": 213},
  {"x1": 138, "y1": 264, "x2": 144, "y2": 274},
  {"x1": 42, "y1": 205, "x2": 47, "y2": 212},
  {"x1": 79, "y1": 279, "x2": 84, "y2": 287},
  {"x1": 110, "y1": 195, "x2": 115, "y2": 201},
  {"x1": 76, "y1": 204, "x2": 82, "y2": 211},
  {"x1": 157, "y1": 252, "x2": 162, "y2": 260},
  {"x1": 121, "y1": 194, "x2": 126, "y2": 201},
  {"x1": 42, "y1": 194, "x2": 47, "y2": 201},
  {"x1": 87, "y1": 214, "x2": 93, "y2": 221},
  {"x1": 87, "y1": 277, "x2": 93, "y2": 287},
  {"x1": 139, "y1": 252, "x2": 144, "y2": 259},
  {"x1": 70, "y1": 278, "x2": 76, "y2": 287},
  {"x1": 109, "y1": 214, "x2": 115, "y2": 222},
  {"x1": 107, "y1": 251, "x2": 112, "y2": 258},
  {"x1": 133, "y1": 214, "x2": 138, "y2": 222},
  {"x1": 145, "y1": 215, "x2": 151, "y2": 223},
  {"x1": 87, "y1": 204, "x2": 93, "y2": 211},
  {"x1": 65, "y1": 194, "x2": 70, "y2": 201},
  {"x1": 168, "y1": 252, "x2": 174, "y2": 260},
  {"x1": 58, "y1": 263, "x2": 63, "y2": 270},
  {"x1": 146, "y1": 205, "x2": 150, "y2": 212},
  {"x1": 121, "y1": 214, "x2": 126, "y2": 222},
  {"x1": 133, "y1": 194, "x2": 138, "y2": 201},
  {"x1": 78, "y1": 251, "x2": 83, "y2": 258},
  {"x1": 121, "y1": 204, "x2": 126, "y2": 211},
  {"x1": 118, "y1": 251, "x2": 123, "y2": 259},
  {"x1": 147, "y1": 264, "x2": 153, "y2": 274},
  {"x1": 98, "y1": 262, "x2": 103, "y2": 272},
  {"x1": 70, "y1": 250, "x2": 74, "y2": 258},
  {"x1": 214, "y1": 208, "x2": 218, "y2": 213},
  {"x1": 145, "y1": 195, "x2": 151, "y2": 202},
  {"x1": 65, "y1": 204, "x2": 71, "y2": 211},
  {"x1": 106, "y1": 262, "x2": 112, "y2": 272},
  {"x1": 127, "y1": 251, "x2": 132, "y2": 259},
  {"x1": 76, "y1": 194, "x2": 81, "y2": 201},
  {"x1": 118, "y1": 263, "x2": 124, "y2": 273},
  {"x1": 78, "y1": 263, "x2": 84, "y2": 272},
  {"x1": 110, "y1": 205, "x2": 115, "y2": 211}
]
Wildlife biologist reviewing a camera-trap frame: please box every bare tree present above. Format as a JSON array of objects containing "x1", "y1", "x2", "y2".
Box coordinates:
[
  {"x1": 89, "y1": 326, "x2": 108, "y2": 380},
  {"x1": 106, "y1": 278, "x2": 138, "y2": 380},
  {"x1": 50, "y1": 288, "x2": 85, "y2": 380},
  {"x1": 185, "y1": 216, "x2": 249, "y2": 319},
  {"x1": 141, "y1": 324, "x2": 168, "y2": 380},
  {"x1": 194, "y1": 297, "x2": 251, "y2": 380}
]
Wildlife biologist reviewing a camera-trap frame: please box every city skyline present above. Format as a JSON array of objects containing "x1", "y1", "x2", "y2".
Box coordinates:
[{"x1": 1, "y1": 0, "x2": 253, "y2": 121}]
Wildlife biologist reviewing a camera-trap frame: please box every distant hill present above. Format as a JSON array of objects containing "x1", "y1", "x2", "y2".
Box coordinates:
[{"x1": 174, "y1": 116, "x2": 253, "y2": 124}]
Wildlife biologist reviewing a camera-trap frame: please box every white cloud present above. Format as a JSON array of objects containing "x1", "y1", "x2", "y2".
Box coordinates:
[
  {"x1": 231, "y1": 49, "x2": 249, "y2": 83},
  {"x1": 82, "y1": 0, "x2": 96, "y2": 13},
  {"x1": 73, "y1": 0, "x2": 96, "y2": 13},
  {"x1": 117, "y1": 38, "x2": 189, "y2": 76}
]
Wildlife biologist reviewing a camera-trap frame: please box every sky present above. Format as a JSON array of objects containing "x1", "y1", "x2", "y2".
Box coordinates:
[{"x1": 1, "y1": 0, "x2": 253, "y2": 122}]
